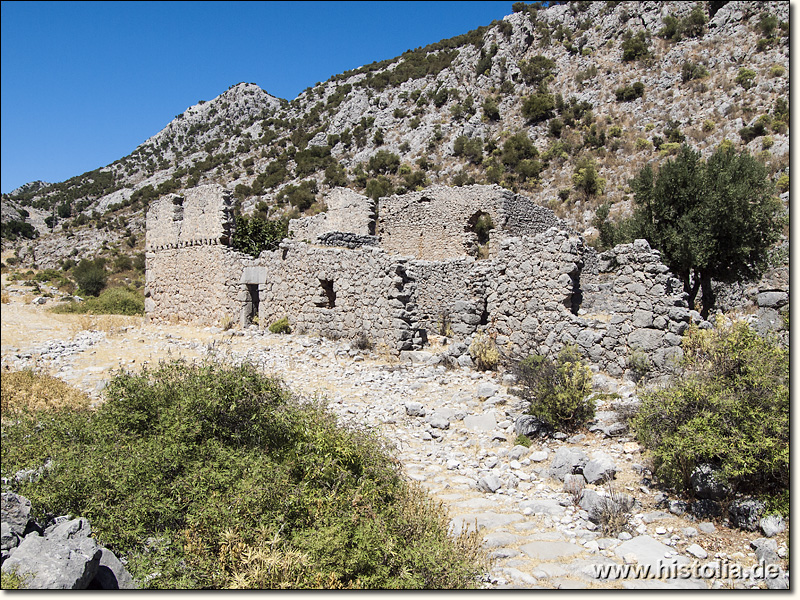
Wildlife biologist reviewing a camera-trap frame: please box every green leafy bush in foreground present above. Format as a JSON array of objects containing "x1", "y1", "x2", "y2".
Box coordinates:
[
  {"x1": 1, "y1": 361, "x2": 484, "y2": 589},
  {"x1": 50, "y1": 286, "x2": 144, "y2": 315},
  {"x1": 633, "y1": 321, "x2": 789, "y2": 514},
  {"x1": 516, "y1": 345, "x2": 594, "y2": 432}
]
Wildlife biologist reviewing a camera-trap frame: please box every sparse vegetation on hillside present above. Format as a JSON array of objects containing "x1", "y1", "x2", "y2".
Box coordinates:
[{"x1": 1, "y1": 1, "x2": 789, "y2": 278}]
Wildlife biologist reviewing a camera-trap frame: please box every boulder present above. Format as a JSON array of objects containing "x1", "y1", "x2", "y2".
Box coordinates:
[
  {"x1": 548, "y1": 447, "x2": 588, "y2": 481},
  {"x1": 477, "y1": 475, "x2": 503, "y2": 494},
  {"x1": 579, "y1": 489, "x2": 635, "y2": 525},
  {"x1": 582, "y1": 453, "x2": 617, "y2": 484},
  {"x1": 690, "y1": 464, "x2": 731, "y2": 500},
  {"x1": 760, "y1": 514, "x2": 786, "y2": 538},
  {"x1": 426, "y1": 414, "x2": 450, "y2": 430},
  {"x1": 404, "y1": 402, "x2": 425, "y2": 417},
  {"x1": 1, "y1": 519, "x2": 101, "y2": 589},
  {"x1": 475, "y1": 382, "x2": 500, "y2": 399},
  {"x1": 756, "y1": 291, "x2": 788, "y2": 308},
  {"x1": 727, "y1": 498, "x2": 765, "y2": 532},
  {"x1": 508, "y1": 445, "x2": 529, "y2": 461},
  {"x1": 690, "y1": 499, "x2": 723, "y2": 520},
  {"x1": 1, "y1": 493, "x2": 32, "y2": 538},
  {"x1": 92, "y1": 548, "x2": 137, "y2": 590},
  {"x1": 514, "y1": 414, "x2": 549, "y2": 438}
]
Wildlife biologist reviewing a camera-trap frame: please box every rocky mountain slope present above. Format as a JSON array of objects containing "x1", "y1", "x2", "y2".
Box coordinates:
[{"x1": 1, "y1": 1, "x2": 789, "y2": 277}]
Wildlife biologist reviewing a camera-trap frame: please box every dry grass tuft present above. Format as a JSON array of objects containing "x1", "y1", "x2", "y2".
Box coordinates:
[
  {"x1": 68, "y1": 313, "x2": 139, "y2": 335},
  {"x1": 1, "y1": 369, "x2": 92, "y2": 415}
]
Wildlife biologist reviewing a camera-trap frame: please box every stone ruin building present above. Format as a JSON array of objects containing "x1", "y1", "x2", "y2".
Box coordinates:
[{"x1": 145, "y1": 184, "x2": 701, "y2": 377}]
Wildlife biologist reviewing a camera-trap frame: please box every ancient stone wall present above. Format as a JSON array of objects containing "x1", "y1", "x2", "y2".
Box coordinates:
[
  {"x1": 502, "y1": 193, "x2": 569, "y2": 238},
  {"x1": 377, "y1": 184, "x2": 570, "y2": 261},
  {"x1": 408, "y1": 258, "x2": 483, "y2": 337},
  {"x1": 144, "y1": 244, "x2": 246, "y2": 325},
  {"x1": 248, "y1": 241, "x2": 423, "y2": 352},
  {"x1": 145, "y1": 184, "x2": 234, "y2": 250},
  {"x1": 144, "y1": 183, "x2": 697, "y2": 373},
  {"x1": 289, "y1": 188, "x2": 375, "y2": 241},
  {"x1": 145, "y1": 184, "x2": 243, "y2": 325},
  {"x1": 377, "y1": 185, "x2": 501, "y2": 260}
]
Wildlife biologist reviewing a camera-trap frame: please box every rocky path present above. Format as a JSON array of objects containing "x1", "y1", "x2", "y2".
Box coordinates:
[{"x1": 0, "y1": 296, "x2": 789, "y2": 589}]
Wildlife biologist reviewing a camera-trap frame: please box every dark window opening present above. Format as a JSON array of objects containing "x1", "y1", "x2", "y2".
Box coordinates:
[
  {"x1": 320, "y1": 279, "x2": 336, "y2": 308},
  {"x1": 172, "y1": 197, "x2": 184, "y2": 221},
  {"x1": 467, "y1": 211, "x2": 494, "y2": 246},
  {"x1": 247, "y1": 284, "x2": 260, "y2": 323},
  {"x1": 567, "y1": 272, "x2": 582, "y2": 316},
  {"x1": 479, "y1": 300, "x2": 490, "y2": 326}
]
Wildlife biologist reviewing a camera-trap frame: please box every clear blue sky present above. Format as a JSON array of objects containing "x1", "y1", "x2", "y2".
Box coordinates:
[{"x1": 1, "y1": 1, "x2": 514, "y2": 193}]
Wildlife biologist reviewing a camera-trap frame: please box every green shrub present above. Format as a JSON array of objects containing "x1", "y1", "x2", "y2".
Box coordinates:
[
  {"x1": 521, "y1": 91, "x2": 555, "y2": 123},
  {"x1": 620, "y1": 30, "x2": 649, "y2": 62},
  {"x1": 513, "y1": 434, "x2": 531, "y2": 448},
  {"x1": 769, "y1": 64, "x2": 785, "y2": 78},
  {"x1": 627, "y1": 349, "x2": 652, "y2": 381},
  {"x1": 51, "y1": 286, "x2": 144, "y2": 316},
  {"x1": 481, "y1": 96, "x2": 500, "y2": 121},
  {"x1": 681, "y1": 60, "x2": 709, "y2": 82},
  {"x1": 735, "y1": 67, "x2": 757, "y2": 90},
  {"x1": 572, "y1": 156, "x2": 605, "y2": 199},
  {"x1": 515, "y1": 346, "x2": 594, "y2": 432},
  {"x1": 776, "y1": 173, "x2": 789, "y2": 193},
  {"x1": 633, "y1": 322, "x2": 788, "y2": 512},
  {"x1": 268, "y1": 317, "x2": 291, "y2": 334},
  {"x1": 453, "y1": 135, "x2": 483, "y2": 164},
  {"x1": 517, "y1": 55, "x2": 556, "y2": 87},
  {"x1": 615, "y1": 82, "x2": 644, "y2": 102},
  {"x1": 1, "y1": 361, "x2": 485, "y2": 588},
  {"x1": 367, "y1": 150, "x2": 401, "y2": 175}
]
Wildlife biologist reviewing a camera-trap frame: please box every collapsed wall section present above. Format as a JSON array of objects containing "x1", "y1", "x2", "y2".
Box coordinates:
[
  {"x1": 289, "y1": 188, "x2": 375, "y2": 241},
  {"x1": 249, "y1": 241, "x2": 422, "y2": 352}
]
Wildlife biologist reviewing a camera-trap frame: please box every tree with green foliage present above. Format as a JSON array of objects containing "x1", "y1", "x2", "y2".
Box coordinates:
[
  {"x1": 365, "y1": 176, "x2": 394, "y2": 200},
  {"x1": 72, "y1": 257, "x2": 108, "y2": 297},
  {"x1": 231, "y1": 215, "x2": 289, "y2": 257},
  {"x1": 517, "y1": 55, "x2": 556, "y2": 87},
  {"x1": 367, "y1": 150, "x2": 401, "y2": 175},
  {"x1": 629, "y1": 143, "x2": 783, "y2": 318},
  {"x1": 521, "y1": 90, "x2": 555, "y2": 123}
]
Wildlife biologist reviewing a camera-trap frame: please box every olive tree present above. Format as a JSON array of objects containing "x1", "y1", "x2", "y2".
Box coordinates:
[{"x1": 630, "y1": 143, "x2": 783, "y2": 318}]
